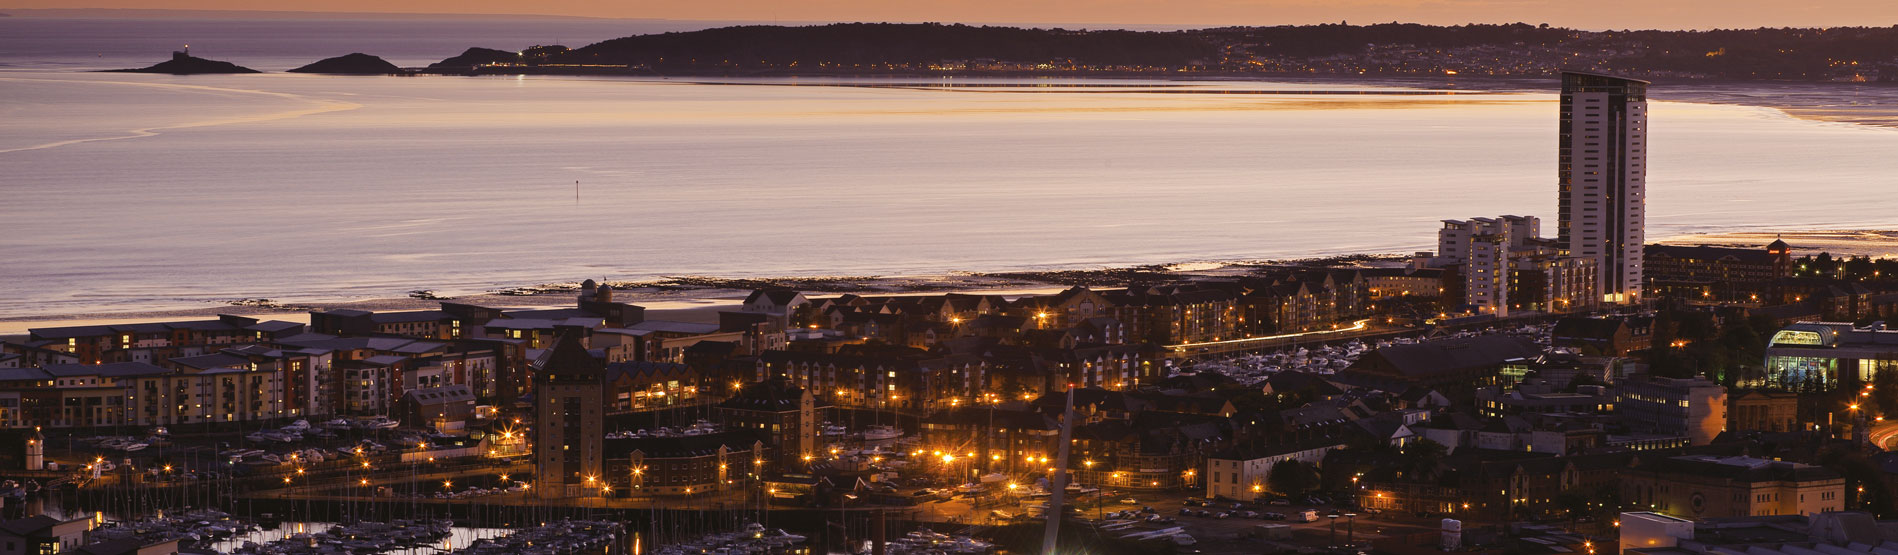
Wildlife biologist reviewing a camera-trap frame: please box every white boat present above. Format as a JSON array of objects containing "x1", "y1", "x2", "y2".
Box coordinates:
[
  {"x1": 1172, "y1": 534, "x2": 1198, "y2": 546},
  {"x1": 765, "y1": 529, "x2": 806, "y2": 544},
  {"x1": 282, "y1": 419, "x2": 311, "y2": 432},
  {"x1": 978, "y1": 472, "x2": 1007, "y2": 484},
  {"x1": 821, "y1": 425, "x2": 847, "y2": 437},
  {"x1": 862, "y1": 425, "x2": 902, "y2": 440},
  {"x1": 356, "y1": 417, "x2": 399, "y2": 429},
  {"x1": 122, "y1": 442, "x2": 149, "y2": 452}
]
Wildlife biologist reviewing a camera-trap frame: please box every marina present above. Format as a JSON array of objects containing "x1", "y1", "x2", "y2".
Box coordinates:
[{"x1": 227, "y1": 519, "x2": 455, "y2": 555}]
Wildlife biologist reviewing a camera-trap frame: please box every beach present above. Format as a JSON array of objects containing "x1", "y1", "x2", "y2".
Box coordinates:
[{"x1": 8, "y1": 229, "x2": 1895, "y2": 338}]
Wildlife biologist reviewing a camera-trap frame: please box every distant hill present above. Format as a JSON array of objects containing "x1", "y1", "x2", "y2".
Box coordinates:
[
  {"x1": 0, "y1": 8, "x2": 610, "y2": 20},
  {"x1": 550, "y1": 23, "x2": 1216, "y2": 69},
  {"x1": 109, "y1": 52, "x2": 260, "y2": 75},
  {"x1": 289, "y1": 53, "x2": 406, "y2": 75},
  {"x1": 429, "y1": 22, "x2": 1898, "y2": 81}
]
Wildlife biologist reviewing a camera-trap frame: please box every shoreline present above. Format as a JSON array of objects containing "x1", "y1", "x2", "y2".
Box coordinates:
[
  {"x1": 9, "y1": 230, "x2": 1897, "y2": 336},
  {"x1": 1656, "y1": 229, "x2": 1898, "y2": 258},
  {"x1": 0, "y1": 255, "x2": 1403, "y2": 336}
]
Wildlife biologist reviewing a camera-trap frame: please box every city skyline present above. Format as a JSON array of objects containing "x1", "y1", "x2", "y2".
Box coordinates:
[
  {"x1": 4, "y1": 3, "x2": 1898, "y2": 553},
  {"x1": 8, "y1": 1, "x2": 1898, "y2": 30}
]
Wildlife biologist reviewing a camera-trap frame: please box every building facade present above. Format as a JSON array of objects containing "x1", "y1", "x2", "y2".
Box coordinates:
[
  {"x1": 533, "y1": 336, "x2": 606, "y2": 499},
  {"x1": 1763, "y1": 321, "x2": 1898, "y2": 392},
  {"x1": 1615, "y1": 375, "x2": 1728, "y2": 446},
  {"x1": 1622, "y1": 455, "x2": 1844, "y2": 519},
  {"x1": 1204, "y1": 442, "x2": 1346, "y2": 501},
  {"x1": 1559, "y1": 71, "x2": 1648, "y2": 304}
]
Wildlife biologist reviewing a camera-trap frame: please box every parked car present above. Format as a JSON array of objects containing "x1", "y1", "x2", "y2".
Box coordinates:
[
  {"x1": 1214, "y1": 512, "x2": 1231, "y2": 519},
  {"x1": 1268, "y1": 498, "x2": 1291, "y2": 506},
  {"x1": 1263, "y1": 512, "x2": 1286, "y2": 521}
]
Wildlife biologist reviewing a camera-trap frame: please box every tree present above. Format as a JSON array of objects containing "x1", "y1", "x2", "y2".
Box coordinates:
[
  {"x1": 1817, "y1": 444, "x2": 1898, "y2": 518},
  {"x1": 1877, "y1": 366, "x2": 1898, "y2": 416},
  {"x1": 1268, "y1": 460, "x2": 1320, "y2": 495},
  {"x1": 1554, "y1": 489, "x2": 1591, "y2": 529},
  {"x1": 1396, "y1": 439, "x2": 1450, "y2": 482}
]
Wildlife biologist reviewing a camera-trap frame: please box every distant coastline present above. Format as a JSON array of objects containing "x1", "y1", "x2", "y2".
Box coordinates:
[{"x1": 0, "y1": 8, "x2": 627, "y2": 21}]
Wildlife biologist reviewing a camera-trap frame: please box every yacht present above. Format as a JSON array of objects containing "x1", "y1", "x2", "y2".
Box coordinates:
[{"x1": 862, "y1": 425, "x2": 902, "y2": 440}]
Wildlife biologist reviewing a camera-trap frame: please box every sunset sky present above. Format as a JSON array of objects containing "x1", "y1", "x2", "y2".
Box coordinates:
[{"x1": 12, "y1": 0, "x2": 1898, "y2": 29}]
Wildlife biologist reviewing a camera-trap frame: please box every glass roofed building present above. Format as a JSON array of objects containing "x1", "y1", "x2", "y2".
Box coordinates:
[{"x1": 1761, "y1": 322, "x2": 1898, "y2": 391}]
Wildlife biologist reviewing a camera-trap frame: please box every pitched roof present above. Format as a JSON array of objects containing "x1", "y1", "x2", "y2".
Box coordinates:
[
  {"x1": 1636, "y1": 455, "x2": 1841, "y2": 483},
  {"x1": 745, "y1": 289, "x2": 804, "y2": 306},
  {"x1": 368, "y1": 311, "x2": 448, "y2": 324},
  {"x1": 627, "y1": 320, "x2": 722, "y2": 335},
  {"x1": 169, "y1": 353, "x2": 248, "y2": 370},
  {"x1": 1210, "y1": 440, "x2": 1347, "y2": 461},
  {"x1": 0, "y1": 368, "x2": 53, "y2": 381},
  {"x1": 536, "y1": 334, "x2": 604, "y2": 383},
  {"x1": 0, "y1": 515, "x2": 59, "y2": 536},
  {"x1": 401, "y1": 385, "x2": 475, "y2": 405},
  {"x1": 43, "y1": 361, "x2": 170, "y2": 378}
]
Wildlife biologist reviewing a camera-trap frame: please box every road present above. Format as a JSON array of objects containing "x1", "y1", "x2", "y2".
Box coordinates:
[
  {"x1": 1165, "y1": 319, "x2": 1386, "y2": 358},
  {"x1": 1868, "y1": 421, "x2": 1898, "y2": 449}
]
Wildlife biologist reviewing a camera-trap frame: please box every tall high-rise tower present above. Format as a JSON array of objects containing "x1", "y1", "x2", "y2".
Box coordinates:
[
  {"x1": 534, "y1": 333, "x2": 604, "y2": 499},
  {"x1": 1558, "y1": 72, "x2": 1648, "y2": 304}
]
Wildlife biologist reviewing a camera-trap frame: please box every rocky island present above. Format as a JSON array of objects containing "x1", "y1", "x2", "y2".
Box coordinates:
[
  {"x1": 288, "y1": 52, "x2": 407, "y2": 75},
  {"x1": 111, "y1": 50, "x2": 259, "y2": 74}
]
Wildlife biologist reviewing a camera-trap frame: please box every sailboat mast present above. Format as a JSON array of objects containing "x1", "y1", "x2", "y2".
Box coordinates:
[{"x1": 1040, "y1": 387, "x2": 1076, "y2": 554}]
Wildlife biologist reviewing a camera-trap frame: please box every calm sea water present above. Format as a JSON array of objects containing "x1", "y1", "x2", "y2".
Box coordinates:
[{"x1": 3, "y1": 18, "x2": 1898, "y2": 319}]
